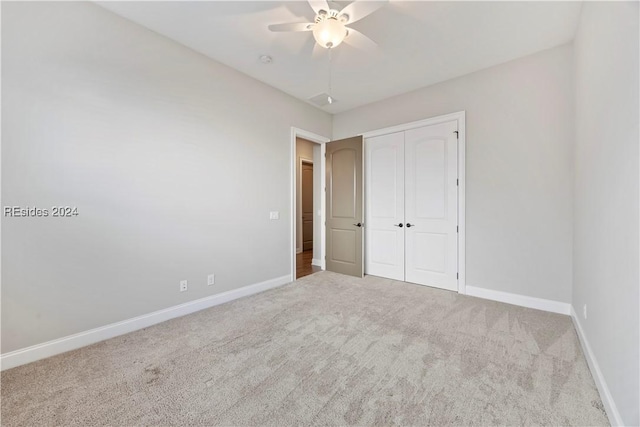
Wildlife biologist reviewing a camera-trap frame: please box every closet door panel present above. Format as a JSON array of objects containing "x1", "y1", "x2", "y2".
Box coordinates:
[
  {"x1": 405, "y1": 121, "x2": 458, "y2": 290},
  {"x1": 365, "y1": 132, "x2": 405, "y2": 281},
  {"x1": 414, "y1": 140, "x2": 446, "y2": 219}
]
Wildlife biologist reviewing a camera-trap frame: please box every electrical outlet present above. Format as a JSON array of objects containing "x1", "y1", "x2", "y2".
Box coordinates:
[
  {"x1": 207, "y1": 274, "x2": 215, "y2": 286},
  {"x1": 180, "y1": 280, "x2": 188, "y2": 292},
  {"x1": 583, "y1": 304, "x2": 587, "y2": 320}
]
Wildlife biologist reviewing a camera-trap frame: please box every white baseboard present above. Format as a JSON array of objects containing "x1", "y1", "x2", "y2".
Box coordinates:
[
  {"x1": 311, "y1": 258, "x2": 325, "y2": 269},
  {"x1": 1, "y1": 274, "x2": 292, "y2": 371},
  {"x1": 570, "y1": 307, "x2": 623, "y2": 426},
  {"x1": 465, "y1": 286, "x2": 571, "y2": 315},
  {"x1": 296, "y1": 247, "x2": 302, "y2": 254}
]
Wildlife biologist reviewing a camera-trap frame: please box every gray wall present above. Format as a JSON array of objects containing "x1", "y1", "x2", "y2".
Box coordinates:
[
  {"x1": 573, "y1": 2, "x2": 639, "y2": 425},
  {"x1": 334, "y1": 44, "x2": 575, "y2": 304},
  {"x1": 1, "y1": 2, "x2": 331, "y2": 353}
]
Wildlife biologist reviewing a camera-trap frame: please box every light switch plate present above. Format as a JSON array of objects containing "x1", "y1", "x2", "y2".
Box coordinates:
[{"x1": 269, "y1": 211, "x2": 279, "y2": 220}]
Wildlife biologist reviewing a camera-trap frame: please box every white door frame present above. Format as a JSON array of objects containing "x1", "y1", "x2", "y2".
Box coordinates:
[
  {"x1": 360, "y1": 111, "x2": 467, "y2": 295},
  {"x1": 291, "y1": 128, "x2": 330, "y2": 281}
]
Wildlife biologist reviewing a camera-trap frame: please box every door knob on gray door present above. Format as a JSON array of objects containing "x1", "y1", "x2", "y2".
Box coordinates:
[
  {"x1": 394, "y1": 223, "x2": 403, "y2": 227},
  {"x1": 353, "y1": 223, "x2": 363, "y2": 227},
  {"x1": 406, "y1": 223, "x2": 414, "y2": 228}
]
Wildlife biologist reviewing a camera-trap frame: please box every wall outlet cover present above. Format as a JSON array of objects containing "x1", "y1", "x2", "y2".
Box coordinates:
[
  {"x1": 269, "y1": 211, "x2": 279, "y2": 220},
  {"x1": 208, "y1": 274, "x2": 215, "y2": 286},
  {"x1": 180, "y1": 280, "x2": 188, "y2": 292}
]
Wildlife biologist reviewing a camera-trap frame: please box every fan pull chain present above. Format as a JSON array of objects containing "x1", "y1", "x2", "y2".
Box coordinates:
[{"x1": 327, "y1": 48, "x2": 333, "y2": 104}]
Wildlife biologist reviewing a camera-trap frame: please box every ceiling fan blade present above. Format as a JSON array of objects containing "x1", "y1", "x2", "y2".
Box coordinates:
[
  {"x1": 268, "y1": 22, "x2": 314, "y2": 32},
  {"x1": 339, "y1": 1, "x2": 387, "y2": 24},
  {"x1": 344, "y1": 28, "x2": 378, "y2": 52},
  {"x1": 308, "y1": 0, "x2": 330, "y2": 15}
]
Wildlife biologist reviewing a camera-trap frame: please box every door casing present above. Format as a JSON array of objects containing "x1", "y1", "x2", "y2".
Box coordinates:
[{"x1": 361, "y1": 111, "x2": 467, "y2": 294}]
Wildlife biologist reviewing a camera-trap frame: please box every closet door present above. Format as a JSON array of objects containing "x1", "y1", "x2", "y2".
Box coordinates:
[
  {"x1": 405, "y1": 121, "x2": 458, "y2": 291},
  {"x1": 365, "y1": 132, "x2": 405, "y2": 280}
]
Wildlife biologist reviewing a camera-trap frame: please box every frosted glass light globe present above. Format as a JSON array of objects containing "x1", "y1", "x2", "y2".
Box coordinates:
[{"x1": 312, "y1": 18, "x2": 347, "y2": 49}]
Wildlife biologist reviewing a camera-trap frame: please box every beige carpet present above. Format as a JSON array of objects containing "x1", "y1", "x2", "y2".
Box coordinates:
[{"x1": 2, "y1": 271, "x2": 608, "y2": 426}]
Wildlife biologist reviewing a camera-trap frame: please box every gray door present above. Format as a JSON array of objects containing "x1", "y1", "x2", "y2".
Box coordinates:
[{"x1": 326, "y1": 136, "x2": 364, "y2": 277}]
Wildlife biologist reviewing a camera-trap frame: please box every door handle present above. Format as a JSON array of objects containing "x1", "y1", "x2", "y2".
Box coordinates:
[
  {"x1": 353, "y1": 222, "x2": 363, "y2": 227},
  {"x1": 394, "y1": 223, "x2": 403, "y2": 227},
  {"x1": 406, "y1": 223, "x2": 414, "y2": 228}
]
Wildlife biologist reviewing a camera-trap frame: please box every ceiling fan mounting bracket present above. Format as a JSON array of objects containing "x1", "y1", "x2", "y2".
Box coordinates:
[{"x1": 314, "y1": 9, "x2": 347, "y2": 24}]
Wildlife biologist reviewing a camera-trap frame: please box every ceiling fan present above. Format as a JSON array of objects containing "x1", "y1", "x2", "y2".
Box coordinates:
[{"x1": 268, "y1": 0, "x2": 386, "y2": 51}]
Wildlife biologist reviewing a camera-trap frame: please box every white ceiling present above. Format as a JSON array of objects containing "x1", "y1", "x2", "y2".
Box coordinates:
[{"x1": 97, "y1": 1, "x2": 582, "y2": 114}]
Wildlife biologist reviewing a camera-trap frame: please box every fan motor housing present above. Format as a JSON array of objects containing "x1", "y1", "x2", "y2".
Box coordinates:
[{"x1": 315, "y1": 9, "x2": 349, "y2": 24}]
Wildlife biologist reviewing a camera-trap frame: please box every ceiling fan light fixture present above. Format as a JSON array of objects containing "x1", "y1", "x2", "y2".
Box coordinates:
[{"x1": 312, "y1": 17, "x2": 347, "y2": 49}]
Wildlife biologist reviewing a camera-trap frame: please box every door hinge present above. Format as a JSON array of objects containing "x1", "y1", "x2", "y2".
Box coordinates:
[
  {"x1": 457, "y1": 273, "x2": 459, "y2": 279},
  {"x1": 454, "y1": 130, "x2": 459, "y2": 139},
  {"x1": 456, "y1": 179, "x2": 459, "y2": 186},
  {"x1": 456, "y1": 226, "x2": 459, "y2": 233}
]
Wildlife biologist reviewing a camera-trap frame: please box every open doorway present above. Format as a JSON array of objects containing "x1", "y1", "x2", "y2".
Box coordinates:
[
  {"x1": 291, "y1": 128, "x2": 329, "y2": 280},
  {"x1": 296, "y1": 137, "x2": 322, "y2": 279}
]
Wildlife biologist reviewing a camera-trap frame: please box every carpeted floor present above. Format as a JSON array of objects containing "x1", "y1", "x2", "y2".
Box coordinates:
[{"x1": 1, "y1": 271, "x2": 609, "y2": 426}]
